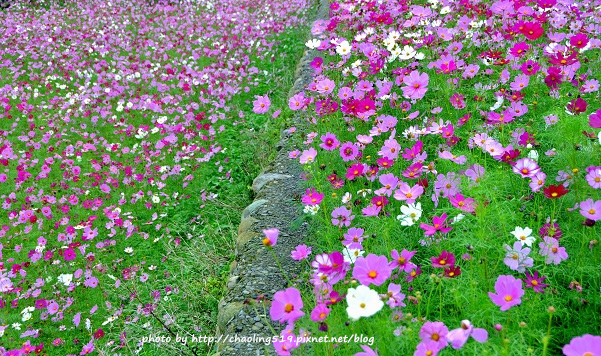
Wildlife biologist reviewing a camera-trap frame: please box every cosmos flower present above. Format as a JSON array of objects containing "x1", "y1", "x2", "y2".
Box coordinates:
[
  {"x1": 346, "y1": 285, "x2": 384, "y2": 321},
  {"x1": 352, "y1": 254, "x2": 392, "y2": 287},
  {"x1": 270, "y1": 287, "x2": 304, "y2": 324},
  {"x1": 446, "y1": 320, "x2": 488, "y2": 349},
  {"x1": 488, "y1": 275, "x2": 524, "y2": 311},
  {"x1": 252, "y1": 95, "x2": 271, "y2": 114},
  {"x1": 562, "y1": 334, "x2": 601, "y2": 355}
]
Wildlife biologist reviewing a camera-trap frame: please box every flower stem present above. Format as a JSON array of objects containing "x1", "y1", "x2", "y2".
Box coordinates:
[{"x1": 270, "y1": 248, "x2": 293, "y2": 287}]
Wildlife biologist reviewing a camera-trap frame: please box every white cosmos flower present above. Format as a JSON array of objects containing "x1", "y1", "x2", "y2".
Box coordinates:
[
  {"x1": 57, "y1": 274, "x2": 73, "y2": 286},
  {"x1": 336, "y1": 40, "x2": 352, "y2": 56},
  {"x1": 490, "y1": 96, "x2": 504, "y2": 111},
  {"x1": 511, "y1": 226, "x2": 535, "y2": 247},
  {"x1": 343, "y1": 248, "x2": 364, "y2": 264},
  {"x1": 346, "y1": 285, "x2": 384, "y2": 321},
  {"x1": 528, "y1": 150, "x2": 539, "y2": 162},
  {"x1": 397, "y1": 203, "x2": 422, "y2": 226},
  {"x1": 398, "y1": 45, "x2": 416, "y2": 60},
  {"x1": 342, "y1": 192, "x2": 352, "y2": 204},
  {"x1": 305, "y1": 39, "x2": 321, "y2": 49}
]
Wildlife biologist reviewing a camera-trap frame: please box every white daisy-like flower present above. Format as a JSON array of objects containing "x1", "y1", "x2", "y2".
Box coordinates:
[
  {"x1": 346, "y1": 285, "x2": 384, "y2": 321},
  {"x1": 336, "y1": 40, "x2": 352, "y2": 56},
  {"x1": 343, "y1": 248, "x2": 364, "y2": 264},
  {"x1": 57, "y1": 274, "x2": 73, "y2": 286},
  {"x1": 397, "y1": 202, "x2": 423, "y2": 226},
  {"x1": 511, "y1": 226, "x2": 535, "y2": 247},
  {"x1": 342, "y1": 192, "x2": 352, "y2": 204},
  {"x1": 124, "y1": 247, "x2": 134, "y2": 254}
]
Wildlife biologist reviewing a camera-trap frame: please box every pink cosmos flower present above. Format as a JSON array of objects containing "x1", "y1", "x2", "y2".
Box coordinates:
[
  {"x1": 331, "y1": 206, "x2": 354, "y2": 227},
  {"x1": 355, "y1": 345, "x2": 378, "y2": 356},
  {"x1": 401, "y1": 70, "x2": 429, "y2": 100},
  {"x1": 503, "y1": 241, "x2": 533, "y2": 272},
  {"x1": 524, "y1": 270, "x2": 549, "y2": 293},
  {"x1": 310, "y1": 303, "x2": 330, "y2": 322},
  {"x1": 383, "y1": 283, "x2": 406, "y2": 308},
  {"x1": 320, "y1": 132, "x2": 340, "y2": 151},
  {"x1": 449, "y1": 193, "x2": 475, "y2": 213},
  {"x1": 512, "y1": 158, "x2": 541, "y2": 178},
  {"x1": 252, "y1": 95, "x2": 271, "y2": 114},
  {"x1": 262, "y1": 228, "x2": 279, "y2": 247},
  {"x1": 343, "y1": 227, "x2": 365, "y2": 250},
  {"x1": 393, "y1": 182, "x2": 424, "y2": 204},
  {"x1": 585, "y1": 169, "x2": 601, "y2": 189},
  {"x1": 299, "y1": 147, "x2": 317, "y2": 164},
  {"x1": 352, "y1": 254, "x2": 392, "y2": 287},
  {"x1": 47, "y1": 301, "x2": 59, "y2": 315},
  {"x1": 389, "y1": 249, "x2": 417, "y2": 273},
  {"x1": 570, "y1": 33, "x2": 590, "y2": 49},
  {"x1": 374, "y1": 173, "x2": 399, "y2": 197},
  {"x1": 446, "y1": 320, "x2": 488, "y2": 349},
  {"x1": 414, "y1": 340, "x2": 444, "y2": 356},
  {"x1": 419, "y1": 213, "x2": 453, "y2": 236},
  {"x1": 510, "y1": 74, "x2": 529, "y2": 91},
  {"x1": 419, "y1": 321, "x2": 449, "y2": 349},
  {"x1": 562, "y1": 334, "x2": 601, "y2": 355},
  {"x1": 539, "y1": 236, "x2": 568, "y2": 265},
  {"x1": 316, "y1": 78, "x2": 335, "y2": 95},
  {"x1": 580, "y1": 199, "x2": 601, "y2": 221},
  {"x1": 270, "y1": 287, "x2": 304, "y2": 324},
  {"x1": 340, "y1": 142, "x2": 359, "y2": 162},
  {"x1": 488, "y1": 275, "x2": 524, "y2": 311},
  {"x1": 289, "y1": 92, "x2": 307, "y2": 111},
  {"x1": 291, "y1": 245, "x2": 311, "y2": 261}
]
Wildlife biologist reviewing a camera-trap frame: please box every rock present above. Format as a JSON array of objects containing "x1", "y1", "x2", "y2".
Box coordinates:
[
  {"x1": 242, "y1": 199, "x2": 268, "y2": 219},
  {"x1": 251, "y1": 173, "x2": 291, "y2": 194}
]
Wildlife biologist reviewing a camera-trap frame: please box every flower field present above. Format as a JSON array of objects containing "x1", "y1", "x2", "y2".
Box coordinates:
[
  {"x1": 262, "y1": 0, "x2": 601, "y2": 355},
  {"x1": 2, "y1": 0, "x2": 601, "y2": 355},
  {"x1": 0, "y1": 0, "x2": 311, "y2": 354}
]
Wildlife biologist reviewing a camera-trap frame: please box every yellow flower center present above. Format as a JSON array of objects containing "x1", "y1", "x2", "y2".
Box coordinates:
[
  {"x1": 368, "y1": 271, "x2": 377, "y2": 278},
  {"x1": 284, "y1": 304, "x2": 294, "y2": 313},
  {"x1": 504, "y1": 295, "x2": 513, "y2": 302}
]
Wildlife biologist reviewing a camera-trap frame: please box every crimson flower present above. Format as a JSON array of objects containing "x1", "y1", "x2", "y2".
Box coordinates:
[{"x1": 543, "y1": 184, "x2": 569, "y2": 199}]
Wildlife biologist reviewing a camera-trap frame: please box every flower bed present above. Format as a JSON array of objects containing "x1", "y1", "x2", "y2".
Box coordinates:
[
  {"x1": 0, "y1": 0, "x2": 309, "y2": 354},
  {"x1": 260, "y1": 0, "x2": 601, "y2": 354}
]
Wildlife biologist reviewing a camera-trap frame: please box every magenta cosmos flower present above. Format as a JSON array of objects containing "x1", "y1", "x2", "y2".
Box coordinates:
[
  {"x1": 320, "y1": 132, "x2": 340, "y2": 151},
  {"x1": 401, "y1": 70, "x2": 429, "y2": 100},
  {"x1": 301, "y1": 187, "x2": 324, "y2": 206},
  {"x1": 270, "y1": 287, "x2": 304, "y2": 324},
  {"x1": 420, "y1": 213, "x2": 453, "y2": 236},
  {"x1": 488, "y1": 275, "x2": 524, "y2": 311},
  {"x1": 562, "y1": 334, "x2": 601, "y2": 355},
  {"x1": 431, "y1": 251, "x2": 456, "y2": 268},
  {"x1": 252, "y1": 95, "x2": 271, "y2": 114},
  {"x1": 446, "y1": 320, "x2": 488, "y2": 350},
  {"x1": 352, "y1": 254, "x2": 392, "y2": 286}
]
